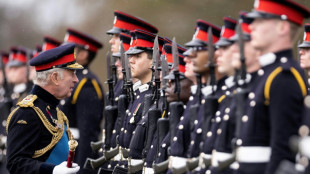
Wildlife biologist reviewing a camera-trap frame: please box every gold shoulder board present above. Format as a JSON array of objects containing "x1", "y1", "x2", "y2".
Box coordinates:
[{"x1": 17, "y1": 95, "x2": 38, "y2": 107}]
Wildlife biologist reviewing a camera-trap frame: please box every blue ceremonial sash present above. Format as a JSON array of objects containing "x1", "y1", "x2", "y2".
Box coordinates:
[{"x1": 46, "y1": 125, "x2": 69, "y2": 165}]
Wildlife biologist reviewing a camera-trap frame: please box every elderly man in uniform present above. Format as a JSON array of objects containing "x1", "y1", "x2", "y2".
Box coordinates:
[
  {"x1": 59, "y1": 28, "x2": 105, "y2": 174},
  {"x1": 234, "y1": 1, "x2": 310, "y2": 174},
  {"x1": 6, "y1": 43, "x2": 81, "y2": 174}
]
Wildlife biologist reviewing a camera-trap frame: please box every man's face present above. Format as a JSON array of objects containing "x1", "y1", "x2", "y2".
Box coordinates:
[
  {"x1": 75, "y1": 48, "x2": 89, "y2": 66},
  {"x1": 129, "y1": 52, "x2": 152, "y2": 82},
  {"x1": 249, "y1": 18, "x2": 279, "y2": 53},
  {"x1": 114, "y1": 57, "x2": 123, "y2": 80},
  {"x1": 184, "y1": 54, "x2": 196, "y2": 82},
  {"x1": 8, "y1": 66, "x2": 27, "y2": 84},
  {"x1": 192, "y1": 48, "x2": 209, "y2": 74},
  {"x1": 216, "y1": 45, "x2": 235, "y2": 75},
  {"x1": 165, "y1": 78, "x2": 192, "y2": 103},
  {"x1": 299, "y1": 48, "x2": 310, "y2": 69},
  {"x1": 56, "y1": 69, "x2": 79, "y2": 99},
  {"x1": 109, "y1": 34, "x2": 121, "y2": 54}
]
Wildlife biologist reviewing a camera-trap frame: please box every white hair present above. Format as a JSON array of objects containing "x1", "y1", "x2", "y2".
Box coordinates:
[{"x1": 33, "y1": 68, "x2": 65, "y2": 86}]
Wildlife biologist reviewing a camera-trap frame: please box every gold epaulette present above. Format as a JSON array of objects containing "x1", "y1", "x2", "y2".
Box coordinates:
[{"x1": 17, "y1": 95, "x2": 38, "y2": 107}]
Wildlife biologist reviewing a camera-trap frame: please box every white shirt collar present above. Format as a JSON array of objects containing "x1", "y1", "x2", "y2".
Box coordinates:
[
  {"x1": 133, "y1": 80, "x2": 142, "y2": 91},
  {"x1": 225, "y1": 76, "x2": 235, "y2": 88},
  {"x1": 13, "y1": 83, "x2": 26, "y2": 94},
  {"x1": 259, "y1": 52, "x2": 276, "y2": 67},
  {"x1": 202, "y1": 85, "x2": 217, "y2": 96},
  {"x1": 138, "y1": 83, "x2": 150, "y2": 93},
  {"x1": 191, "y1": 85, "x2": 197, "y2": 95}
]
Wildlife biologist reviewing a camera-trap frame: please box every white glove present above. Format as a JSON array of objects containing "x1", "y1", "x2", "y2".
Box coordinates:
[{"x1": 53, "y1": 161, "x2": 80, "y2": 174}]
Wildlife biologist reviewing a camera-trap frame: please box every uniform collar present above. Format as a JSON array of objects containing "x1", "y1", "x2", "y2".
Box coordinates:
[
  {"x1": 202, "y1": 85, "x2": 217, "y2": 96},
  {"x1": 259, "y1": 52, "x2": 276, "y2": 67},
  {"x1": 133, "y1": 80, "x2": 142, "y2": 91},
  {"x1": 138, "y1": 83, "x2": 149, "y2": 93},
  {"x1": 225, "y1": 76, "x2": 235, "y2": 88},
  {"x1": 13, "y1": 83, "x2": 27, "y2": 94},
  {"x1": 191, "y1": 85, "x2": 197, "y2": 95},
  {"x1": 31, "y1": 85, "x2": 59, "y2": 108}
]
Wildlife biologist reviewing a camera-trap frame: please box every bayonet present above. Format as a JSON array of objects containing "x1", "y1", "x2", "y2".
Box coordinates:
[
  {"x1": 120, "y1": 42, "x2": 127, "y2": 90},
  {"x1": 152, "y1": 36, "x2": 161, "y2": 108},
  {"x1": 161, "y1": 55, "x2": 169, "y2": 91},
  {"x1": 161, "y1": 54, "x2": 169, "y2": 118},
  {"x1": 172, "y1": 37, "x2": 181, "y2": 101}
]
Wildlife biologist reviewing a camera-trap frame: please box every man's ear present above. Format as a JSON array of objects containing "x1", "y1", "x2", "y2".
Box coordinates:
[
  {"x1": 50, "y1": 72, "x2": 59, "y2": 85},
  {"x1": 277, "y1": 20, "x2": 290, "y2": 37}
]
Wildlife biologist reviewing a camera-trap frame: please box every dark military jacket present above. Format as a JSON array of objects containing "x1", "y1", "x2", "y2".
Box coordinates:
[
  {"x1": 169, "y1": 85, "x2": 199, "y2": 157},
  {"x1": 119, "y1": 83, "x2": 152, "y2": 149},
  {"x1": 6, "y1": 85, "x2": 70, "y2": 174},
  {"x1": 237, "y1": 49, "x2": 308, "y2": 174}
]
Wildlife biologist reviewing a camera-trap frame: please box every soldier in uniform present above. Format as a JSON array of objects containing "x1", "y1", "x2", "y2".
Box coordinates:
[
  {"x1": 235, "y1": 1, "x2": 310, "y2": 174},
  {"x1": 59, "y1": 28, "x2": 104, "y2": 174},
  {"x1": 145, "y1": 43, "x2": 191, "y2": 173},
  {"x1": 108, "y1": 29, "x2": 158, "y2": 173},
  {"x1": 167, "y1": 19, "x2": 222, "y2": 173},
  {"x1": 298, "y1": 23, "x2": 310, "y2": 86},
  {"x1": 6, "y1": 47, "x2": 33, "y2": 107},
  {"x1": 6, "y1": 43, "x2": 81, "y2": 174},
  {"x1": 106, "y1": 10, "x2": 158, "y2": 100}
]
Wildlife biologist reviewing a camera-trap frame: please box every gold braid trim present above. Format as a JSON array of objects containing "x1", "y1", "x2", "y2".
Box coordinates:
[
  {"x1": 6, "y1": 107, "x2": 21, "y2": 134},
  {"x1": 6, "y1": 94, "x2": 75, "y2": 158}
]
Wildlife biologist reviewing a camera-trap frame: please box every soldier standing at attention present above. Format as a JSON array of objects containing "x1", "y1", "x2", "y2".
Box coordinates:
[
  {"x1": 6, "y1": 43, "x2": 82, "y2": 174},
  {"x1": 106, "y1": 10, "x2": 158, "y2": 100},
  {"x1": 235, "y1": 1, "x2": 310, "y2": 174},
  {"x1": 114, "y1": 29, "x2": 158, "y2": 172},
  {"x1": 59, "y1": 28, "x2": 105, "y2": 174}
]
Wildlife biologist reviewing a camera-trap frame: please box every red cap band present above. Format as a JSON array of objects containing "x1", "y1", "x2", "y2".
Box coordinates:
[
  {"x1": 135, "y1": 38, "x2": 153, "y2": 48},
  {"x1": 195, "y1": 29, "x2": 220, "y2": 43},
  {"x1": 35, "y1": 54, "x2": 75, "y2": 71},
  {"x1": 221, "y1": 28, "x2": 235, "y2": 39},
  {"x1": 256, "y1": 1, "x2": 304, "y2": 25},
  {"x1": 66, "y1": 34, "x2": 98, "y2": 52}
]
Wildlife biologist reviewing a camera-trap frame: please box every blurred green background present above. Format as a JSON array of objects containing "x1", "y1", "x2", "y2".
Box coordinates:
[{"x1": 0, "y1": 0, "x2": 309, "y2": 91}]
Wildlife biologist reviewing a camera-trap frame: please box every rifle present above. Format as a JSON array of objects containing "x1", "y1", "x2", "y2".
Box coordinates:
[
  {"x1": 124, "y1": 48, "x2": 134, "y2": 103},
  {"x1": 160, "y1": 55, "x2": 169, "y2": 118},
  {"x1": 106, "y1": 51, "x2": 115, "y2": 106},
  {"x1": 172, "y1": 37, "x2": 181, "y2": 101}
]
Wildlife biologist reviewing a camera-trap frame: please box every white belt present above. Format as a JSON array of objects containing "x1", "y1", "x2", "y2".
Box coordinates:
[
  {"x1": 169, "y1": 156, "x2": 187, "y2": 169},
  {"x1": 236, "y1": 146, "x2": 271, "y2": 163},
  {"x1": 143, "y1": 167, "x2": 154, "y2": 174},
  {"x1": 70, "y1": 128, "x2": 80, "y2": 139},
  {"x1": 300, "y1": 136, "x2": 310, "y2": 158},
  {"x1": 212, "y1": 151, "x2": 233, "y2": 167},
  {"x1": 130, "y1": 158, "x2": 144, "y2": 166},
  {"x1": 113, "y1": 153, "x2": 122, "y2": 161},
  {"x1": 199, "y1": 153, "x2": 212, "y2": 169}
]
